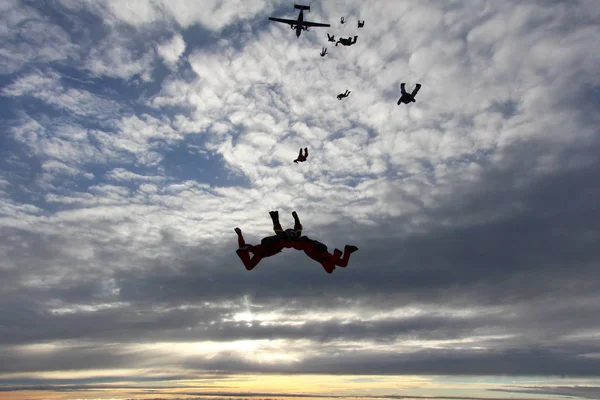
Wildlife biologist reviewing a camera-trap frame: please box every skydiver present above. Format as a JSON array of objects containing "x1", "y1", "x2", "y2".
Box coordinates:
[
  {"x1": 327, "y1": 33, "x2": 336, "y2": 42},
  {"x1": 320, "y1": 47, "x2": 327, "y2": 57},
  {"x1": 234, "y1": 227, "x2": 285, "y2": 271},
  {"x1": 358, "y1": 20, "x2": 365, "y2": 28},
  {"x1": 397, "y1": 83, "x2": 422, "y2": 105},
  {"x1": 294, "y1": 148, "x2": 309, "y2": 163},
  {"x1": 337, "y1": 90, "x2": 351, "y2": 100},
  {"x1": 340, "y1": 17, "x2": 346, "y2": 24},
  {"x1": 300, "y1": 236, "x2": 359, "y2": 274},
  {"x1": 336, "y1": 36, "x2": 358, "y2": 46},
  {"x1": 270, "y1": 210, "x2": 359, "y2": 273}
]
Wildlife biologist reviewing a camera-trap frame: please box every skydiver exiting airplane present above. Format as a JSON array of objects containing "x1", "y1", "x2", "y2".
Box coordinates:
[
  {"x1": 337, "y1": 90, "x2": 351, "y2": 100},
  {"x1": 327, "y1": 33, "x2": 335, "y2": 42},
  {"x1": 397, "y1": 83, "x2": 422, "y2": 105},
  {"x1": 269, "y1": 4, "x2": 330, "y2": 38},
  {"x1": 340, "y1": 17, "x2": 346, "y2": 24},
  {"x1": 294, "y1": 148, "x2": 309, "y2": 163},
  {"x1": 336, "y1": 36, "x2": 358, "y2": 46},
  {"x1": 358, "y1": 20, "x2": 365, "y2": 28},
  {"x1": 320, "y1": 47, "x2": 327, "y2": 57}
]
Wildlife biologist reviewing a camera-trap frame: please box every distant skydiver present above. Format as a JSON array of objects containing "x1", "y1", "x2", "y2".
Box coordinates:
[
  {"x1": 397, "y1": 83, "x2": 422, "y2": 105},
  {"x1": 327, "y1": 33, "x2": 336, "y2": 42},
  {"x1": 320, "y1": 47, "x2": 328, "y2": 57},
  {"x1": 294, "y1": 148, "x2": 309, "y2": 163},
  {"x1": 358, "y1": 20, "x2": 365, "y2": 28},
  {"x1": 340, "y1": 17, "x2": 346, "y2": 24},
  {"x1": 336, "y1": 36, "x2": 358, "y2": 46},
  {"x1": 337, "y1": 90, "x2": 351, "y2": 100}
]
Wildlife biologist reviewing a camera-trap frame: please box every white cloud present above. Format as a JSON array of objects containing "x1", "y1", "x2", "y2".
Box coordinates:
[{"x1": 156, "y1": 34, "x2": 186, "y2": 68}]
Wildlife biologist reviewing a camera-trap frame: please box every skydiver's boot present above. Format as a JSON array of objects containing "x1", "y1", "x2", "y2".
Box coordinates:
[{"x1": 336, "y1": 245, "x2": 358, "y2": 267}]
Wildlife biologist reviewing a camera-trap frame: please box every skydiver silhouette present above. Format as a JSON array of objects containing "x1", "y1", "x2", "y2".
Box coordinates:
[
  {"x1": 327, "y1": 33, "x2": 335, "y2": 42},
  {"x1": 320, "y1": 47, "x2": 327, "y2": 57},
  {"x1": 337, "y1": 90, "x2": 351, "y2": 100},
  {"x1": 300, "y1": 238, "x2": 358, "y2": 274},
  {"x1": 358, "y1": 20, "x2": 365, "y2": 28},
  {"x1": 397, "y1": 83, "x2": 422, "y2": 105},
  {"x1": 234, "y1": 211, "x2": 303, "y2": 270},
  {"x1": 272, "y1": 210, "x2": 359, "y2": 273},
  {"x1": 294, "y1": 148, "x2": 309, "y2": 163},
  {"x1": 336, "y1": 36, "x2": 358, "y2": 46},
  {"x1": 340, "y1": 17, "x2": 346, "y2": 24}
]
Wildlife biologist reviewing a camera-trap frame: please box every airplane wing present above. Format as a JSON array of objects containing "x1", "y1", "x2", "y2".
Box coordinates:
[
  {"x1": 269, "y1": 17, "x2": 298, "y2": 26},
  {"x1": 301, "y1": 21, "x2": 331, "y2": 27}
]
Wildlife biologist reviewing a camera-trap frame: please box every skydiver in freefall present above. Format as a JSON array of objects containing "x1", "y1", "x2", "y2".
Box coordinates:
[
  {"x1": 336, "y1": 36, "x2": 358, "y2": 46},
  {"x1": 327, "y1": 33, "x2": 336, "y2": 42},
  {"x1": 358, "y1": 20, "x2": 365, "y2": 28},
  {"x1": 337, "y1": 90, "x2": 351, "y2": 100},
  {"x1": 234, "y1": 211, "x2": 303, "y2": 270},
  {"x1": 294, "y1": 148, "x2": 309, "y2": 163},
  {"x1": 320, "y1": 47, "x2": 328, "y2": 57},
  {"x1": 271, "y1": 210, "x2": 359, "y2": 274},
  {"x1": 397, "y1": 83, "x2": 422, "y2": 105},
  {"x1": 340, "y1": 17, "x2": 346, "y2": 24}
]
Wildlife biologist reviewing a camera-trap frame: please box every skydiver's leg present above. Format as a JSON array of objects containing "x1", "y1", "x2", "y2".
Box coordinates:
[
  {"x1": 400, "y1": 83, "x2": 407, "y2": 95},
  {"x1": 234, "y1": 227, "x2": 247, "y2": 248},
  {"x1": 304, "y1": 148, "x2": 308, "y2": 158},
  {"x1": 298, "y1": 149, "x2": 303, "y2": 159},
  {"x1": 353, "y1": 36, "x2": 358, "y2": 43},
  {"x1": 292, "y1": 211, "x2": 302, "y2": 236},
  {"x1": 269, "y1": 211, "x2": 283, "y2": 235},
  {"x1": 236, "y1": 248, "x2": 263, "y2": 271},
  {"x1": 335, "y1": 245, "x2": 358, "y2": 267},
  {"x1": 411, "y1": 83, "x2": 422, "y2": 97}
]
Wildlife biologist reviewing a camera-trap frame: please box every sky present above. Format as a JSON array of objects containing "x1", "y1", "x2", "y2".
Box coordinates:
[{"x1": 1, "y1": 0, "x2": 600, "y2": 399}]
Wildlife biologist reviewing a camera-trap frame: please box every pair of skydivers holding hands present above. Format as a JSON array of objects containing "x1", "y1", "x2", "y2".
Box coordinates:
[{"x1": 235, "y1": 211, "x2": 358, "y2": 273}]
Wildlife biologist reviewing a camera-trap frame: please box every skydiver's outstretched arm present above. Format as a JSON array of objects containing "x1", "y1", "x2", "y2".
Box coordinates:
[
  {"x1": 400, "y1": 83, "x2": 407, "y2": 96},
  {"x1": 411, "y1": 83, "x2": 422, "y2": 97}
]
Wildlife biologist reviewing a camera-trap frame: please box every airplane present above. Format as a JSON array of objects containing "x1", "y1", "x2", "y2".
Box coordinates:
[{"x1": 269, "y1": 4, "x2": 330, "y2": 38}]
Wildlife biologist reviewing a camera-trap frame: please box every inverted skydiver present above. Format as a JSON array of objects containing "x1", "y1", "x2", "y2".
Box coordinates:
[
  {"x1": 294, "y1": 148, "x2": 309, "y2": 163},
  {"x1": 320, "y1": 47, "x2": 327, "y2": 57},
  {"x1": 337, "y1": 90, "x2": 351, "y2": 100},
  {"x1": 340, "y1": 17, "x2": 346, "y2": 24},
  {"x1": 327, "y1": 33, "x2": 336, "y2": 42},
  {"x1": 358, "y1": 20, "x2": 365, "y2": 28},
  {"x1": 397, "y1": 83, "x2": 422, "y2": 105},
  {"x1": 336, "y1": 36, "x2": 358, "y2": 46}
]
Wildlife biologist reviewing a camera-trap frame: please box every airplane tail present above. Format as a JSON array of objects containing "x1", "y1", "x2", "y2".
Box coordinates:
[{"x1": 294, "y1": 3, "x2": 310, "y2": 11}]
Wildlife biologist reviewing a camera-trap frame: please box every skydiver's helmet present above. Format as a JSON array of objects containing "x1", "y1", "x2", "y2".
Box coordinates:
[{"x1": 283, "y1": 229, "x2": 299, "y2": 241}]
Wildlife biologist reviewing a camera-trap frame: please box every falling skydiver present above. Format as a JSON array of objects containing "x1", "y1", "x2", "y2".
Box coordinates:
[
  {"x1": 337, "y1": 90, "x2": 351, "y2": 100},
  {"x1": 336, "y1": 36, "x2": 358, "y2": 46},
  {"x1": 397, "y1": 83, "x2": 422, "y2": 105},
  {"x1": 294, "y1": 148, "x2": 309, "y2": 163}
]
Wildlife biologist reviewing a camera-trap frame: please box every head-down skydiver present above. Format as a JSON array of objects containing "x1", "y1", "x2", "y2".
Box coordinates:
[
  {"x1": 320, "y1": 47, "x2": 327, "y2": 57},
  {"x1": 336, "y1": 36, "x2": 358, "y2": 46},
  {"x1": 397, "y1": 83, "x2": 422, "y2": 105},
  {"x1": 294, "y1": 148, "x2": 309, "y2": 163},
  {"x1": 340, "y1": 17, "x2": 346, "y2": 24},
  {"x1": 358, "y1": 20, "x2": 365, "y2": 28},
  {"x1": 337, "y1": 90, "x2": 351, "y2": 100}
]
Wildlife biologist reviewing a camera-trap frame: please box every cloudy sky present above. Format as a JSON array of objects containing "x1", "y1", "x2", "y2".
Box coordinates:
[{"x1": 1, "y1": 0, "x2": 600, "y2": 399}]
